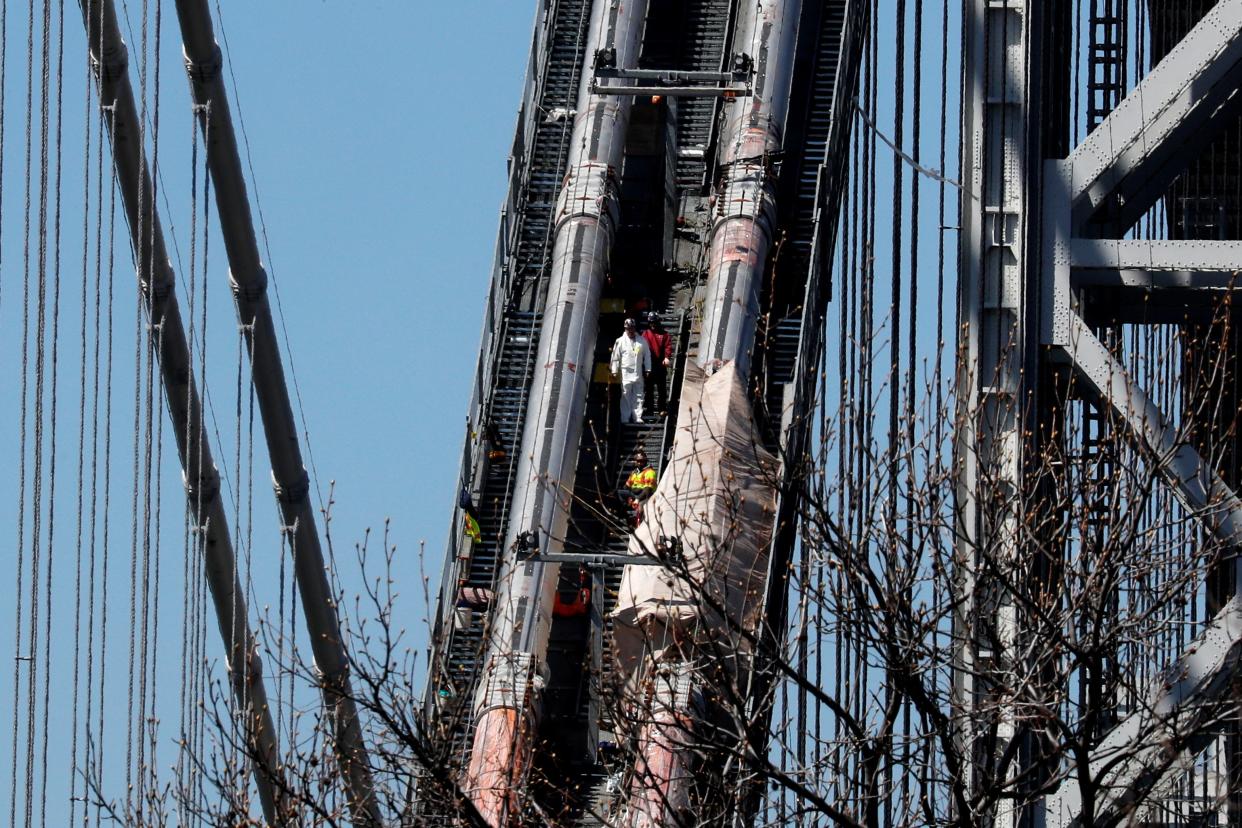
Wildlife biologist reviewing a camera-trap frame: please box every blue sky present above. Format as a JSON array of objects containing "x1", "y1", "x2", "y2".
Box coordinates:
[{"x1": 0, "y1": 1, "x2": 534, "y2": 820}]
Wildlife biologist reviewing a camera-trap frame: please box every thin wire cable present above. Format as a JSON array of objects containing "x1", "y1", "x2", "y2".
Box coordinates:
[
  {"x1": 9, "y1": 3, "x2": 33, "y2": 821},
  {"x1": 24, "y1": 2, "x2": 53, "y2": 821},
  {"x1": 37, "y1": 4, "x2": 66, "y2": 823},
  {"x1": 0, "y1": 0, "x2": 8, "y2": 321},
  {"x1": 144, "y1": 0, "x2": 165, "y2": 808},
  {"x1": 96, "y1": 101, "x2": 119, "y2": 824},
  {"x1": 68, "y1": 28, "x2": 96, "y2": 827}
]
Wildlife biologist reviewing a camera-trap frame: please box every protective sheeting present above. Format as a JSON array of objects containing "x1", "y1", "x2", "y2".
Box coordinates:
[
  {"x1": 623, "y1": 667, "x2": 695, "y2": 828},
  {"x1": 463, "y1": 706, "x2": 529, "y2": 827},
  {"x1": 610, "y1": 361, "x2": 778, "y2": 686}
]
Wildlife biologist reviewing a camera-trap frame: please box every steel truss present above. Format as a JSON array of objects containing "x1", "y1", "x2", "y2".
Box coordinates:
[{"x1": 966, "y1": 0, "x2": 1242, "y2": 823}]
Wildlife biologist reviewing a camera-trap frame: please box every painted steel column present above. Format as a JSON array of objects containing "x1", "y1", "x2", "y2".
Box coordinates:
[
  {"x1": 168, "y1": 2, "x2": 381, "y2": 824},
  {"x1": 698, "y1": 0, "x2": 800, "y2": 380},
  {"x1": 464, "y1": 0, "x2": 650, "y2": 824},
  {"x1": 955, "y1": 0, "x2": 1036, "y2": 823},
  {"x1": 76, "y1": 1, "x2": 288, "y2": 822}
]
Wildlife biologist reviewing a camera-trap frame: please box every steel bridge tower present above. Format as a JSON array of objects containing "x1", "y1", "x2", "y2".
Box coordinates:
[
  {"x1": 958, "y1": 0, "x2": 1242, "y2": 825},
  {"x1": 420, "y1": 0, "x2": 1242, "y2": 826},
  {"x1": 11, "y1": 0, "x2": 1242, "y2": 824}
]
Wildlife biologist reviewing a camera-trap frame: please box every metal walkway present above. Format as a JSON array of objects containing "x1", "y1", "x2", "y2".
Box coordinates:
[
  {"x1": 422, "y1": 0, "x2": 594, "y2": 784},
  {"x1": 422, "y1": 0, "x2": 856, "y2": 821}
]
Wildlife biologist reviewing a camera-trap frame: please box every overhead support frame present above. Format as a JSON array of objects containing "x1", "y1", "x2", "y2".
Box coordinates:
[{"x1": 591, "y1": 52, "x2": 753, "y2": 97}]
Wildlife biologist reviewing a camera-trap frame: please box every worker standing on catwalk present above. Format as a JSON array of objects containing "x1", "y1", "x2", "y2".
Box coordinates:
[
  {"x1": 611, "y1": 317, "x2": 651, "y2": 423},
  {"x1": 642, "y1": 312, "x2": 673, "y2": 417}
]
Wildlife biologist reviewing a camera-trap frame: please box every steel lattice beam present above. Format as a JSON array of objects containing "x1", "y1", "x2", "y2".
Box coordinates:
[
  {"x1": 1039, "y1": 3, "x2": 1242, "y2": 818},
  {"x1": 1069, "y1": 0, "x2": 1242, "y2": 236}
]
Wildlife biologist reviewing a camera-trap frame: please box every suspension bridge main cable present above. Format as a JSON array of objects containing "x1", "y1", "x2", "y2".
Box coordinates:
[
  {"x1": 75, "y1": 1, "x2": 291, "y2": 822},
  {"x1": 171, "y1": 2, "x2": 382, "y2": 822}
]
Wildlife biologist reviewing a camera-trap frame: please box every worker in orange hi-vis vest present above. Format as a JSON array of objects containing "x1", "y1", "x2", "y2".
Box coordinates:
[{"x1": 610, "y1": 317, "x2": 651, "y2": 423}]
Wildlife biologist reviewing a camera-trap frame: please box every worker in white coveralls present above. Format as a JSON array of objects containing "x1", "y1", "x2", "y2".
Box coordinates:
[{"x1": 610, "y1": 317, "x2": 651, "y2": 423}]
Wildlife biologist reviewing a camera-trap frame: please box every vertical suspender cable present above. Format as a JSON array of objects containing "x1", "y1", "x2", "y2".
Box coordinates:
[
  {"x1": 0, "y1": 0, "x2": 7, "y2": 317},
  {"x1": 168, "y1": 2, "x2": 381, "y2": 822},
  {"x1": 145, "y1": 7, "x2": 165, "y2": 803},
  {"x1": 74, "y1": 2, "x2": 290, "y2": 822},
  {"x1": 97, "y1": 98, "x2": 117, "y2": 828},
  {"x1": 68, "y1": 30, "x2": 96, "y2": 826},
  {"x1": 39, "y1": 3, "x2": 66, "y2": 823},
  {"x1": 10, "y1": 2, "x2": 32, "y2": 821},
  {"x1": 25, "y1": 1, "x2": 51, "y2": 821}
]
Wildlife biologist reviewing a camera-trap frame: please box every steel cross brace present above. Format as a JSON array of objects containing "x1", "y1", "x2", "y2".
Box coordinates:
[
  {"x1": 1070, "y1": 239, "x2": 1242, "y2": 289},
  {"x1": 1068, "y1": 0, "x2": 1242, "y2": 237},
  {"x1": 1038, "y1": 0, "x2": 1242, "y2": 812}
]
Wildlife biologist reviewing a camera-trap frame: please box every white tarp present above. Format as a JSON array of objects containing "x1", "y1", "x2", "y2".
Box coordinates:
[{"x1": 610, "y1": 361, "x2": 778, "y2": 686}]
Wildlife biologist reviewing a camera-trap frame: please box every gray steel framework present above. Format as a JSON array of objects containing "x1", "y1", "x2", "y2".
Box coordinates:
[
  {"x1": 955, "y1": 0, "x2": 1242, "y2": 822},
  {"x1": 955, "y1": 0, "x2": 1039, "y2": 823}
]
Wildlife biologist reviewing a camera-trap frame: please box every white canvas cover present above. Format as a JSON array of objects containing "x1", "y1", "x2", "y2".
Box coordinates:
[{"x1": 610, "y1": 361, "x2": 778, "y2": 686}]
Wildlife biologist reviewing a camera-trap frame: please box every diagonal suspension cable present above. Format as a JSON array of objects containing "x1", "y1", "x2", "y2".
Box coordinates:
[
  {"x1": 169, "y1": 2, "x2": 382, "y2": 823},
  {"x1": 74, "y1": 1, "x2": 291, "y2": 822}
]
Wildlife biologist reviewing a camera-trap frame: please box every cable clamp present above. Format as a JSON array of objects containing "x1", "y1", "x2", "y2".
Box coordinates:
[
  {"x1": 183, "y1": 44, "x2": 223, "y2": 85},
  {"x1": 91, "y1": 42, "x2": 129, "y2": 84},
  {"x1": 229, "y1": 266, "x2": 269, "y2": 303},
  {"x1": 272, "y1": 468, "x2": 310, "y2": 506},
  {"x1": 183, "y1": 465, "x2": 221, "y2": 506}
]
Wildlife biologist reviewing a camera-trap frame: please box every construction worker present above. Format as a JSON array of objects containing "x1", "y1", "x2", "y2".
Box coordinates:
[
  {"x1": 610, "y1": 317, "x2": 651, "y2": 423},
  {"x1": 459, "y1": 488, "x2": 482, "y2": 544},
  {"x1": 552, "y1": 566, "x2": 592, "y2": 618},
  {"x1": 484, "y1": 419, "x2": 506, "y2": 460},
  {"x1": 622, "y1": 450, "x2": 657, "y2": 526},
  {"x1": 642, "y1": 312, "x2": 672, "y2": 417}
]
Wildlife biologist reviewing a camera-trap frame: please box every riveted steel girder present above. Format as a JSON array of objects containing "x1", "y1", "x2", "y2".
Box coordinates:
[
  {"x1": 1069, "y1": 0, "x2": 1242, "y2": 236},
  {"x1": 1040, "y1": 3, "x2": 1242, "y2": 816},
  {"x1": 1071, "y1": 239, "x2": 1242, "y2": 288}
]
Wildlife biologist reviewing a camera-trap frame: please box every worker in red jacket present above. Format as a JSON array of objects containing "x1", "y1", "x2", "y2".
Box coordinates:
[{"x1": 642, "y1": 312, "x2": 672, "y2": 417}]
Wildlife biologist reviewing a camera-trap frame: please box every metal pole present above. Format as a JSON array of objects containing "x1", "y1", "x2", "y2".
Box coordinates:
[
  {"x1": 76, "y1": 1, "x2": 288, "y2": 822},
  {"x1": 697, "y1": 0, "x2": 800, "y2": 380},
  {"x1": 167, "y1": 2, "x2": 382, "y2": 824},
  {"x1": 463, "y1": 0, "x2": 650, "y2": 823},
  {"x1": 955, "y1": 0, "x2": 1040, "y2": 823}
]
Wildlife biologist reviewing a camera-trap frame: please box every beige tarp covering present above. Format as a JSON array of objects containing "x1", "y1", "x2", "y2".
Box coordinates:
[{"x1": 610, "y1": 361, "x2": 778, "y2": 687}]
